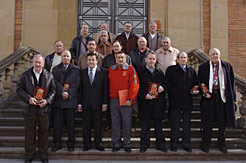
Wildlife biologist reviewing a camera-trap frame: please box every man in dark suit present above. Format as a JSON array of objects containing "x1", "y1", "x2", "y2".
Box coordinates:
[
  {"x1": 138, "y1": 50, "x2": 167, "y2": 153},
  {"x1": 51, "y1": 50, "x2": 80, "y2": 152},
  {"x1": 198, "y1": 48, "x2": 237, "y2": 153},
  {"x1": 165, "y1": 52, "x2": 199, "y2": 152},
  {"x1": 116, "y1": 21, "x2": 138, "y2": 54},
  {"x1": 78, "y1": 52, "x2": 109, "y2": 151},
  {"x1": 70, "y1": 24, "x2": 92, "y2": 65},
  {"x1": 17, "y1": 54, "x2": 56, "y2": 163}
]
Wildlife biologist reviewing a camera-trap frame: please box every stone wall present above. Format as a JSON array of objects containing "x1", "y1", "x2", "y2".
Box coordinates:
[{"x1": 0, "y1": 0, "x2": 15, "y2": 60}]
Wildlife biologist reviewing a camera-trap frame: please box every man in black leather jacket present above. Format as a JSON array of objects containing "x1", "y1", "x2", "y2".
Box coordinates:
[{"x1": 16, "y1": 54, "x2": 56, "y2": 163}]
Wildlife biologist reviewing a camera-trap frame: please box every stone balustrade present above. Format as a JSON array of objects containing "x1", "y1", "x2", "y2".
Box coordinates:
[
  {"x1": 0, "y1": 46, "x2": 40, "y2": 107},
  {"x1": 188, "y1": 49, "x2": 246, "y2": 130},
  {"x1": 0, "y1": 47, "x2": 245, "y2": 130}
]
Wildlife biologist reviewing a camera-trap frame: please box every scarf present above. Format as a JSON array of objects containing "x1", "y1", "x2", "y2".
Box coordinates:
[{"x1": 209, "y1": 59, "x2": 226, "y2": 102}]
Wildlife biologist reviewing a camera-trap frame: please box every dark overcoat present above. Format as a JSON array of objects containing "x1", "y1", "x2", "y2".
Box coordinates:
[
  {"x1": 52, "y1": 63, "x2": 80, "y2": 108},
  {"x1": 129, "y1": 48, "x2": 150, "y2": 74},
  {"x1": 198, "y1": 60, "x2": 236, "y2": 127},
  {"x1": 16, "y1": 68, "x2": 56, "y2": 116},
  {"x1": 138, "y1": 66, "x2": 166, "y2": 120},
  {"x1": 115, "y1": 32, "x2": 138, "y2": 54},
  {"x1": 79, "y1": 67, "x2": 109, "y2": 110},
  {"x1": 44, "y1": 52, "x2": 55, "y2": 72},
  {"x1": 69, "y1": 35, "x2": 91, "y2": 65},
  {"x1": 165, "y1": 64, "x2": 198, "y2": 110}
]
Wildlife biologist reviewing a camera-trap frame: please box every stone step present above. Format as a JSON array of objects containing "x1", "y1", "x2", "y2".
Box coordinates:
[
  {"x1": 0, "y1": 109, "x2": 201, "y2": 119},
  {"x1": 0, "y1": 147, "x2": 245, "y2": 161},
  {"x1": 0, "y1": 117, "x2": 203, "y2": 128},
  {"x1": 0, "y1": 126, "x2": 243, "y2": 139},
  {"x1": 0, "y1": 136, "x2": 245, "y2": 149}
]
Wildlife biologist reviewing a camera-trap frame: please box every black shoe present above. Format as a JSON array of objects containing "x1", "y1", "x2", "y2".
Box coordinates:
[
  {"x1": 83, "y1": 146, "x2": 91, "y2": 151},
  {"x1": 112, "y1": 147, "x2": 120, "y2": 152},
  {"x1": 219, "y1": 146, "x2": 228, "y2": 153},
  {"x1": 124, "y1": 147, "x2": 131, "y2": 153},
  {"x1": 68, "y1": 146, "x2": 74, "y2": 151},
  {"x1": 200, "y1": 145, "x2": 209, "y2": 153},
  {"x1": 170, "y1": 147, "x2": 177, "y2": 152},
  {"x1": 183, "y1": 147, "x2": 192, "y2": 152},
  {"x1": 24, "y1": 157, "x2": 33, "y2": 163},
  {"x1": 95, "y1": 145, "x2": 105, "y2": 151},
  {"x1": 140, "y1": 147, "x2": 147, "y2": 153},
  {"x1": 51, "y1": 144, "x2": 62, "y2": 152},
  {"x1": 157, "y1": 146, "x2": 168, "y2": 152},
  {"x1": 41, "y1": 158, "x2": 48, "y2": 163}
]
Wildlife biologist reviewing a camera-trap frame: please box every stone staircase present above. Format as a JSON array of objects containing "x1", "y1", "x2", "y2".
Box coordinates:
[
  {"x1": 0, "y1": 47, "x2": 246, "y2": 160},
  {"x1": 0, "y1": 95, "x2": 245, "y2": 161}
]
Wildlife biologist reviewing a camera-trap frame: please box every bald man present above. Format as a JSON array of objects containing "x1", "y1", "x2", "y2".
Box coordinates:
[
  {"x1": 51, "y1": 50, "x2": 81, "y2": 152},
  {"x1": 129, "y1": 37, "x2": 150, "y2": 74},
  {"x1": 198, "y1": 48, "x2": 236, "y2": 153}
]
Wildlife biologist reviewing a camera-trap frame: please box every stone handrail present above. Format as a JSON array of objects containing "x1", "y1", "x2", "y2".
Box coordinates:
[
  {"x1": 0, "y1": 46, "x2": 40, "y2": 107},
  {"x1": 187, "y1": 49, "x2": 246, "y2": 129}
]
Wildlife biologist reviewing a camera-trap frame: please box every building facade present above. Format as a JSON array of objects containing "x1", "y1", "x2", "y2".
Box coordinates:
[{"x1": 0, "y1": 0, "x2": 245, "y2": 78}]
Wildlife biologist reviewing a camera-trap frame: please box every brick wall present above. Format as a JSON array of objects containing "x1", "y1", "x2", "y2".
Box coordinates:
[
  {"x1": 228, "y1": 0, "x2": 246, "y2": 79},
  {"x1": 203, "y1": 0, "x2": 210, "y2": 55},
  {"x1": 14, "y1": 0, "x2": 23, "y2": 51}
]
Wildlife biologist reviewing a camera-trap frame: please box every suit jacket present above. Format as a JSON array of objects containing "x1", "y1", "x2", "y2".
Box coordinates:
[
  {"x1": 116, "y1": 32, "x2": 138, "y2": 54},
  {"x1": 142, "y1": 32, "x2": 163, "y2": 51},
  {"x1": 138, "y1": 66, "x2": 166, "y2": 120},
  {"x1": 198, "y1": 60, "x2": 236, "y2": 127},
  {"x1": 165, "y1": 64, "x2": 198, "y2": 110},
  {"x1": 129, "y1": 48, "x2": 150, "y2": 74},
  {"x1": 16, "y1": 68, "x2": 56, "y2": 117},
  {"x1": 79, "y1": 67, "x2": 109, "y2": 110},
  {"x1": 52, "y1": 63, "x2": 80, "y2": 108},
  {"x1": 69, "y1": 35, "x2": 92, "y2": 65},
  {"x1": 44, "y1": 52, "x2": 55, "y2": 72}
]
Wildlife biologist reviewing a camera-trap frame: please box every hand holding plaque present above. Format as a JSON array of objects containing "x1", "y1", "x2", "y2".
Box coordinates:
[
  {"x1": 62, "y1": 82, "x2": 72, "y2": 90},
  {"x1": 199, "y1": 83, "x2": 211, "y2": 98},
  {"x1": 149, "y1": 82, "x2": 160, "y2": 99},
  {"x1": 34, "y1": 86, "x2": 46, "y2": 104},
  {"x1": 190, "y1": 85, "x2": 199, "y2": 94}
]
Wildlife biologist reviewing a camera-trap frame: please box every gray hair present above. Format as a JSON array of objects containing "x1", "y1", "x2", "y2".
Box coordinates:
[
  {"x1": 149, "y1": 21, "x2": 157, "y2": 26},
  {"x1": 33, "y1": 54, "x2": 45, "y2": 63},
  {"x1": 99, "y1": 30, "x2": 108, "y2": 36},
  {"x1": 162, "y1": 37, "x2": 171, "y2": 42}
]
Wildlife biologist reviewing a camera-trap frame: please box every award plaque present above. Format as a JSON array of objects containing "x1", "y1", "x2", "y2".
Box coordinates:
[
  {"x1": 190, "y1": 85, "x2": 199, "y2": 94},
  {"x1": 149, "y1": 82, "x2": 160, "y2": 99},
  {"x1": 34, "y1": 86, "x2": 46, "y2": 101},
  {"x1": 62, "y1": 82, "x2": 72, "y2": 90},
  {"x1": 199, "y1": 83, "x2": 209, "y2": 96}
]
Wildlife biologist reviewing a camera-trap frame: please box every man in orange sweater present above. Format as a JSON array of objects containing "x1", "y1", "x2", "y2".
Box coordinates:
[{"x1": 108, "y1": 51, "x2": 139, "y2": 153}]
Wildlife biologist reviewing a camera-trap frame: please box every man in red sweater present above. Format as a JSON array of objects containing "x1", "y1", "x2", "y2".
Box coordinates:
[{"x1": 108, "y1": 52, "x2": 139, "y2": 153}]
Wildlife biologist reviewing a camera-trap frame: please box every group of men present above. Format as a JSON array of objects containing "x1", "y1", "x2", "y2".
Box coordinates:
[{"x1": 16, "y1": 21, "x2": 236, "y2": 163}]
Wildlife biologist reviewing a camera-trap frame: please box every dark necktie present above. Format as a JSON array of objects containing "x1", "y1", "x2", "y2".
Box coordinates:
[{"x1": 89, "y1": 68, "x2": 93, "y2": 85}]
